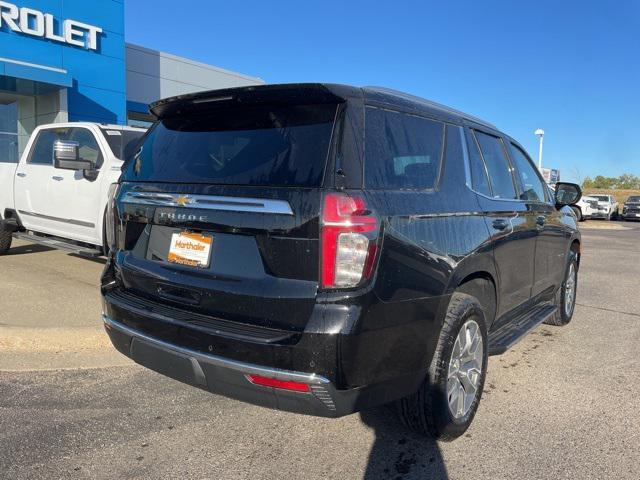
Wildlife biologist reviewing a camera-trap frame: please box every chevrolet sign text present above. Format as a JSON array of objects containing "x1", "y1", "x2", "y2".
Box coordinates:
[{"x1": 0, "y1": 1, "x2": 102, "y2": 51}]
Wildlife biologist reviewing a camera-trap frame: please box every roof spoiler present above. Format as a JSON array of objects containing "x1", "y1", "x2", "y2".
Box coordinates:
[{"x1": 150, "y1": 83, "x2": 348, "y2": 120}]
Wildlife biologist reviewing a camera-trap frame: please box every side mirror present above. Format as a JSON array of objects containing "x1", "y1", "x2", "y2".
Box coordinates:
[
  {"x1": 554, "y1": 182, "x2": 582, "y2": 207},
  {"x1": 53, "y1": 140, "x2": 94, "y2": 171}
]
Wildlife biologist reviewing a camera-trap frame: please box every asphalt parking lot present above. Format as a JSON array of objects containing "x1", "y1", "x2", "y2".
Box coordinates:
[{"x1": 1, "y1": 221, "x2": 639, "y2": 480}]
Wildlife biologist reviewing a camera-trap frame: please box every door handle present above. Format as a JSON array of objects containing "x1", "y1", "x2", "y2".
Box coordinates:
[
  {"x1": 52, "y1": 176, "x2": 64, "y2": 181},
  {"x1": 16, "y1": 172, "x2": 26, "y2": 178},
  {"x1": 492, "y1": 219, "x2": 508, "y2": 231},
  {"x1": 536, "y1": 215, "x2": 546, "y2": 227}
]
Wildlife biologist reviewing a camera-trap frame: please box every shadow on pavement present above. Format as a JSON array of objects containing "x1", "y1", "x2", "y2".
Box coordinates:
[
  {"x1": 5, "y1": 242, "x2": 107, "y2": 265},
  {"x1": 360, "y1": 406, "x2": 448, "y2": 480},
  {"x1": 5, "y1": 243, "x2": 55, "y2": 255},
  {"x1": 69, "y1": 253, "x2": 107, "y2": 265}
]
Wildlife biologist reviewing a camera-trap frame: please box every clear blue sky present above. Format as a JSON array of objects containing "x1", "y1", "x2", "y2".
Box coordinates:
[{"x1": 125, "y1": 0, "x2": 639, "y2": 183}]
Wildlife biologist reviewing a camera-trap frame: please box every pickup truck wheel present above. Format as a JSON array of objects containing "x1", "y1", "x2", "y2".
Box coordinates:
[
  {"x1": 0, "y1": 229, "x2": 12, "y2": 254},
  {"x1": 397, "y1": 293, "x2": 488, "y2": 441},
  {"x1": 570, "y1": 206, "x2": 582, "y2": 222},
  {"x1": 545, "y1": 250, "x2": 578, "y2": 326}
]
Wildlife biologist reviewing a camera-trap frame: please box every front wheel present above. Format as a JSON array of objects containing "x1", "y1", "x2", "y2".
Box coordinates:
[
  {"x1": 0, "y1": 229, "x2": 12, "y2": 254},
  {"x1": 545, "y1": 249, "x2": 578, "y2": 326},
  {"x1": 397, "y1": 293, "x2": 488, "y2": 441}
]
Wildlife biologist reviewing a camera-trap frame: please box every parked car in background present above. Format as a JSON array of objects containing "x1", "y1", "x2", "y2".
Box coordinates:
[
  {"x1": 589, "y1": 194, "x2": 619, "y2": 220},
  {"x1": 101, "y1": 83, "x2": 583, "y2": 440},
  {"x1": 622, "y1": 195, "x2": 640, "y2": 221},
  {"x1": 572, "y1": 195, "x2": 599, "y2": 222},
  {"x1": 0, "y1": 123, "x2": 147, "y2": 256},
  {"x1": 548, "y1": 184, "x2": 595, "y2": 222}
]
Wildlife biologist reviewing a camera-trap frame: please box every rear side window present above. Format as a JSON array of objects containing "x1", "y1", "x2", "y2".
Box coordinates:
[
  {"x1": 365, "y1": 107, "x2": 444, "y2": 190},
  {"x1": 466, "y1": 132, "x2": 492, "y2": 197},
  {"x1": 123, "y1": 104, "x2": 337, "y2": 186},
  {"x1": 509, "y1": 143, "x2": 548, "y2": 202},
  {"x1": 473, "y1": 131, "x2": 517, "y2": 200},
  {"x1": 100, "y1": 129, "x2": 146, "y2": 161}
]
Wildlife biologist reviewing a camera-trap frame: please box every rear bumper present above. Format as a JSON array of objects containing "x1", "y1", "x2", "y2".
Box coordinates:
[{"x1": 103, "y1": 314, "x2": 357, "y2": 417}]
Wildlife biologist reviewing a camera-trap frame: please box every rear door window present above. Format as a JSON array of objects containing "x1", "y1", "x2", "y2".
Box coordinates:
[
  {"x1": 123, "y1": 103, "x2": 337, "y2": 186},
  {"x1": 473, "y1": 131, "x2": 517, "y2": 200},
  {"x1": 509, "y1": 143, "x2": 548, "y2": 202},
  {"x1": 365, "y1": 107, "x2": 444, "y2": 190}
]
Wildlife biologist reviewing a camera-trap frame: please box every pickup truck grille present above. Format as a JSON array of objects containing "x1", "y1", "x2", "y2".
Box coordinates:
[{"x1": 105, "y1": 289, "x2": 296, "y2": 344}]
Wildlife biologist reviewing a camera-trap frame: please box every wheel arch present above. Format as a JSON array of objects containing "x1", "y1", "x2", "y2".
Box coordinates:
[
  {"x1": 570, "y1": 238, "x2": 581, "y2": 268},
  {"x1": 456, "y1": 272, "x2": 498, "y2": 329},
  {"x1": 444, "y1": 253, "x2": 500, "y2": 327}
]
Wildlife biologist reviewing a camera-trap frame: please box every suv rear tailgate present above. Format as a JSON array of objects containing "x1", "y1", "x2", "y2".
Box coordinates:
[{"x1": 114, "y1": 184, "x2": 323, "y2": 331}]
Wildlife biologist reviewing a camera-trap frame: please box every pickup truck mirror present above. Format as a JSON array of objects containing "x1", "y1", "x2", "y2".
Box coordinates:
[
  {"x1": 554, "y1": 182, "x2": 582, "y2": 207},
  {"x1": 53, "y1": 140, "x2": 95, "y2": 171}
]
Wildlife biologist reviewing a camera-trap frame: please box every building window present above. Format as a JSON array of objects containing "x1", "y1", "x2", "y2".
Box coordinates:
[
  {"x1": 127, "y1": 111, "x2": 155, "y2": 129},
  {"x1": 0, "y1": 102, "x2": 19, "y2": 163}
]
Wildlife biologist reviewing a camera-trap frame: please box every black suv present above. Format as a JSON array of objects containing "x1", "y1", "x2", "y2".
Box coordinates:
[{"x1": 101, "y1": 84, "x2": 582, "y2": 440}]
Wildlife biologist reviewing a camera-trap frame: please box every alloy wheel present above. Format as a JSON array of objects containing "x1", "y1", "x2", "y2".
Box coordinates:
[
  {"x1": 564, "y1": 262, "x2": 577, "y2": 317},
  {"x1": 447, "y1": 319, "x2": 483, "y2": 419}
]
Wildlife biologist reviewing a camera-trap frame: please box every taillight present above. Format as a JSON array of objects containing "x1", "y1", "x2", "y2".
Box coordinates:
[{"x1": 320, "y1": 193, "x2": 380, "y2": 289}]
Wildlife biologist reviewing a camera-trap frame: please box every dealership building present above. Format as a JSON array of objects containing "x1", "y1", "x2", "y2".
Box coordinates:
[{"x1": 0, "y1": 0, "x2": 263, "y2": 163}]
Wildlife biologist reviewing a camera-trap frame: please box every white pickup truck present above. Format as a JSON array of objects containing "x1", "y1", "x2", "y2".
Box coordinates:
[{"x1": 0, "y1": 123, "x2": 146, "y2": 256}]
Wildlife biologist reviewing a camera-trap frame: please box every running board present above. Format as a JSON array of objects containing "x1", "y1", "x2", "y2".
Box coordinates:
[
  {"x1": 488, "y1": 303, "x2": 557, "y2": 355},
  {"x1": 14, "y1": 232, "x2": 103, "y2": 257}
]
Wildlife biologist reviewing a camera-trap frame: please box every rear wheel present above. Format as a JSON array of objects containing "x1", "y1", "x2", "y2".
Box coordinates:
[
  {"x1": 545, "y1": 249, "x2": 578, "y2": 326},
  {"x1": 397, "y1": 293, "x2": 488, "y2": 440}
]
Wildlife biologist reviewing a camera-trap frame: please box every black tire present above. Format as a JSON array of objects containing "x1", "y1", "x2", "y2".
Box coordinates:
[
  {"x1": 545, "y1": 249, "x2": 579, "y2": 326},
  {"x1": 397, "y1": 293, "x2": 488, "y2": 441},
  {"x1": 0, "y1": 229, "x2": 12, "y2": 254},
  {"x1": 570, "y1": 206, "x2": 582, "y2": 222}
]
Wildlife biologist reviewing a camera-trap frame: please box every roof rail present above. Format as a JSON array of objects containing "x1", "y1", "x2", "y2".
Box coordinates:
[{"x1": 363, "y1": 86, "x2": 498, "y2": 130}]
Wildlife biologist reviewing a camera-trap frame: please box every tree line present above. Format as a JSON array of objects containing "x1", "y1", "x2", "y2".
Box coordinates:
[{"x1": 582, "y1": 174, "x2": 640, "y2": 190}]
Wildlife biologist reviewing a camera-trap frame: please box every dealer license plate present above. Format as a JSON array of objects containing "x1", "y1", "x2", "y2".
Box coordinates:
[{"x1": 167, "y1": 232, "x2": 213, "y2": 268}]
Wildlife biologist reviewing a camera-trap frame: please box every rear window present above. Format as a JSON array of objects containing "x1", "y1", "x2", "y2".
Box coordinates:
[
  {"x1": 123, "y1": 104, "x2": 337, "y2": 186},
  {"x1": 365, "y1": 107, "x2": 444, "y2": 190},
  {"x1": 100, "y1": 129, "x2": 147, "y2": 161}
]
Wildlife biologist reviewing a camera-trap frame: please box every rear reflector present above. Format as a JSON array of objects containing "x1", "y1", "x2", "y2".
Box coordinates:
[{"x1": 245, "y1": 374, "x2": 310, "y2": 393}]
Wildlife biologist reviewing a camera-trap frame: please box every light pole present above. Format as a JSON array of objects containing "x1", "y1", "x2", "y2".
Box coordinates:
[{"x1": 534, "y1": 129, "x2": 545, "y2": 170}]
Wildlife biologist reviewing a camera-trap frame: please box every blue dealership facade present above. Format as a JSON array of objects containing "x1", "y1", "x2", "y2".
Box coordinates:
[{"x1": 0, "y1": 0, "x2": 262, "y2": 163}]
